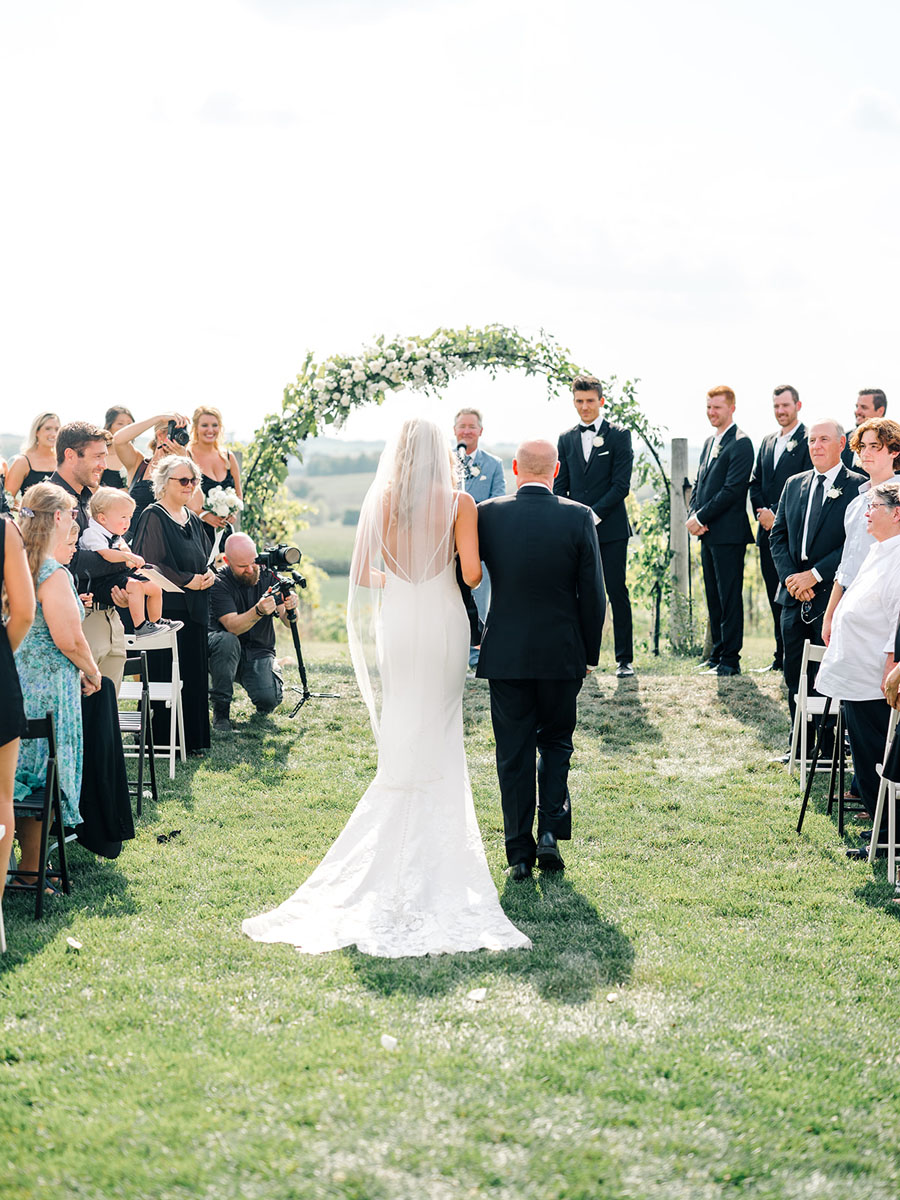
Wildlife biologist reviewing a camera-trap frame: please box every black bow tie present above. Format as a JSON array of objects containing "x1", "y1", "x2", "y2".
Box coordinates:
[{"x1": 579, "y1": 424, "x2": 596, "y2": 434}]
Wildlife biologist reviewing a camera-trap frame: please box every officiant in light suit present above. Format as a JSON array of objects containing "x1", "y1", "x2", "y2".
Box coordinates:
[{"x1": 453, "y1": 407, "x2": 505, "y2": 667}]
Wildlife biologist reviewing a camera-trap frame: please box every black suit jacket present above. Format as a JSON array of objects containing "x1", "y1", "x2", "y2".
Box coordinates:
[
  {"x1": 768, "y1": 464, "x2": 866, "y2": 609},
  {"x1": 748, "y1": 425, "x2": 813, "y2": 544},
  {"x1": 554, "y1": 418, "x2": 633, "y2": 543},
  {"x1": 475, "y1": 486, "x2": 605, "y2": 678},
  {"x1": 50, "y1": 471, "x2": 122, "y2": 594},
  {"x1": 688, "y1": 425, "x2": 754, "y2": 545}
]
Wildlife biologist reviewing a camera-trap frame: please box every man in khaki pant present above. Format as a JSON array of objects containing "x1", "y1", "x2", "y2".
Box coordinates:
[{"x1": 50, "y1": 422, "x2": 128, "y2": 690}]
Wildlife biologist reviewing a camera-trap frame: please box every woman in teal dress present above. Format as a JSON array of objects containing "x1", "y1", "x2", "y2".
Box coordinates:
[{"x1": 12, "y1": 483, "x2": 102, "y2": 885}]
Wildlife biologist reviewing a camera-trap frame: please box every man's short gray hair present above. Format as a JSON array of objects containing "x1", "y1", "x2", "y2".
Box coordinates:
[
  {"x1": 152, "y1": 454, "x2": 201, "y2": 500},
  {"x1": 808, "y1": 418, "x2": 845, "y2": 440},
  {"x1": 453, "y1": 407, "x2": 483, "y2": 427}
]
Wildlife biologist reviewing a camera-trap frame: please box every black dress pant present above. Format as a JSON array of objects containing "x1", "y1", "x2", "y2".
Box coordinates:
[
  {"x1": 757, "y1": 531, "x2": 784, "y2": 667},
  {"x1": 780, "y1": 601, "x2": 825, "y2": 725},
  {"x1": 843, "y1": 699, "x2": 894, "y2": 836},
  {"x1": 598, "y1": 537, "x2": 633, "y2": 663},
  {"x1": 700, "y1": 541, "x2": 746, "y2": 670},
  {"x1": 488, "y1": 677, "x2": 582, "y2": 866}
]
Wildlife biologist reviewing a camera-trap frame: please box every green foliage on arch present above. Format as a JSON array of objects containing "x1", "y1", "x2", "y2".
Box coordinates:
[{"x1": 243, "y1": 324, "x2": 672, "y2": 644}]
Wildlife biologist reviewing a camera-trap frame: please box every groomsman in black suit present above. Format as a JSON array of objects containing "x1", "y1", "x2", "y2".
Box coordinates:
[
  {"x1": 686, "y1": 386, "x2": 754, "y2": 676},
  {"x1": 769, "y1": 419, "x2": 866, "y2": 723},
  {"x1": 555, "y1": 375, "x2": 634, "y2": 677},
  {"x1": 477, "y1": 439, "x2": 605, "y2": 880},
  {"x1": 749, "y1": 385, "x2": 812, "y2": 672},
  {"x1": 841, "y1": 388, "x2": 887, "y2": 471}
]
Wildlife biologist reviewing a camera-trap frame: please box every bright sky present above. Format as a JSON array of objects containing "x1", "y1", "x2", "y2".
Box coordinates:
[{"x1": 2, "y1": 0, "x2": 898, "y2": 455}]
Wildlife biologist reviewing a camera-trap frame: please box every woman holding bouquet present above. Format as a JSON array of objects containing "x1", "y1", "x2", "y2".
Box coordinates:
[
  {"x1": 187, "y1": 406, "x2": 243, "y2": 551},
  {"x1": 131, "y1": 455, "x2": 215, "y2": 756}
]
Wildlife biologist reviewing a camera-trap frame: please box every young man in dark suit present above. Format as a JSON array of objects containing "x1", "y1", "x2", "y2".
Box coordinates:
[
  {"x1": 749, "y1": 385, "x2": 812, "y2": 672},
  {"x1": 686, "y1": 385, "x2": 755, "y2": 676},
  {"x1": 477, "y1": 440, "x2": 605, "y2": 880},
  {"x1": 554, "y1": 375, "x2": 634, "y2": 677},
  {"x1": 768, "y1": 419, "x2": 866, "y2": 724}
]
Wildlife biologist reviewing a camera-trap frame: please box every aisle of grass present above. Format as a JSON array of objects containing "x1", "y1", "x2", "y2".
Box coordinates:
[{"x1": 3, "y1": 645, "x2": 900, "y2": 1199}]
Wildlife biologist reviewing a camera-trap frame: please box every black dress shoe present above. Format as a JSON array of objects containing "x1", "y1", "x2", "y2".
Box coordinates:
[
  {"x1": 508, "y1": 861, "x2": 532, "y2": 881},
  {"x1": 536, "y1": 832, "x2": 564, "y2": 872},
  {"x1": 715, "y1": 664, "x2": 741, "y2": 676}
]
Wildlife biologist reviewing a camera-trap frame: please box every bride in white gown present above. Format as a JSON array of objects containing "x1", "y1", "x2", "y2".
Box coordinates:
[{"x1": 242, "y1": 417, "x2": 531, "y2": 957}]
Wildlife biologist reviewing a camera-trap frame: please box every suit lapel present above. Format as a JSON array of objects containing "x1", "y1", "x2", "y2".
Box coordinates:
[
  {"x1": 583, "y1": 417, "x2": 609, "y2": 473},
  {"x1": 806, "y1": 467, "x2": 847, "y2": 554}
]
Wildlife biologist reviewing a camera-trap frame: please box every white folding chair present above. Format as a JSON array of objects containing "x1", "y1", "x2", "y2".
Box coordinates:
[
  {"x1": 789, "y1": 640, "x2": 842, "y2": 790},
  {"x1": 123, "y1": 627, "x2": 185, "y2": 779},
  {"x1": 869, "y1": 707, "x2": 900, "y2": 884}
]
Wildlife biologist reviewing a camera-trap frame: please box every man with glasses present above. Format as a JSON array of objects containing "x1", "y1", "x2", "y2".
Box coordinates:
[
  {"x1": 769, "y1": 419, "x2": 865, "y2": 731},
  {"x1": 816, "y1": 480, "x2": 900, "y2": 857},
  {"x1": 51, "y1": 421, "x2": 128, "y2": 690}
]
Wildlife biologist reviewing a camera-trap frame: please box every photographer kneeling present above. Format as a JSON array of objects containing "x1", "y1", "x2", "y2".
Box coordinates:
[{"x1": 208, "y1": 533, "x2": 298, "y2": 730}]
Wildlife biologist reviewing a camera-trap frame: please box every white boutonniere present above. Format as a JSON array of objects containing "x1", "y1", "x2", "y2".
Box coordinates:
[
  {"x1": 826, "y1": 486, "x2": 842, "y2": 500},
  {"x1": 469, "y1": 464, "x2": 481, "y2": 477},
  {"x1": 710, "y1": 444, "x2": 720, "y2": 460},
  {"x1": 592, "y1": 435, "x2": 604, "y2": 448},
  {"x1": 786, "y1": 439, "x2": 797, "y2": 453}
]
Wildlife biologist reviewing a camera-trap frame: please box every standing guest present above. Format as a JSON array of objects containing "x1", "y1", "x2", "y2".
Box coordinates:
[
  {"x1": 769, "y1": 419, "x2": 865, "y2": 727},
  {"x1": 555, "y1": 374, "x2": 635, "y2": 677},
  {"x1": 130, "y1": 455, "x2": 216, "y2": 757},
  {"x1": 50, "y1": 421, "x2": 129, "y2": 691},
  {"x1": 5, "y1": 413, "x2": 60, "y2": 502},
  {"x1": 453, "y1": 407, "x2": 505, "y2": 666},
  {"x1": 686, "y1": 386, "x2": 755, "y2": 676},
  {"x1": 11, "y1": 484, "x2": 102, "y2": 891},
  {"x1": 111, "y1": 410, "x2": 193, "y2": 532},
  {"x1": 477, "y1": 439, "x2": 605, "y2": 877},
  {"x1": 100, "y1": 406, "x2": 135, "y2": 488},
  {"x1": 822, "y1": 418, "x2": 900, "y2": 647},
  {"x1": 749, "y1": 385, "x2": 812, "y2": 672},
  {"x1": 816, "y1": 481, "x2": 900, "y2": 857},
  {"x1": 187, "y1": 406, "x2": 243, "y2": 547},
  {"x1": 842, "y1": 389, "x2": 887, "y2": 471},
  {"x1": 0, "y1": 515, "x2": 35, "y2": 905},
  {"x1": 0, "y1": 456, "x2": 10, "y2": 514}
]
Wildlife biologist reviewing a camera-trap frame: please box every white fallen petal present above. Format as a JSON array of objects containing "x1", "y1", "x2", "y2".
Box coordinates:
[
  {"x1": 606, "y1": 992, "x2": 617, "y2": 1003},
  {"x1": 66, "y1": 937, "x2": 83, "y2": 951},
  {"x1": 380, "y1": 1034, "x2": 398, "y2": 1051},
  {"x1": 467, "y1": 987, "x2": 487, "y2": 1002}
]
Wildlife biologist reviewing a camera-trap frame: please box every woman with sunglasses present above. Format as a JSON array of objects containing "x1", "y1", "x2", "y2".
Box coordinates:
[{"x1": 130, "y1": 456, "x2": 215, "y2": 756}]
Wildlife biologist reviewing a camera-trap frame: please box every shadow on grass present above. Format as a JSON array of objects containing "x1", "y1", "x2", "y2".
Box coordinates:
[
  {"x1": 347, "y1": 874, "x2": 633, "y2": 1005},
  {"x1": 579, "y1": 676, "x2": 662, "y2": 753},
  {"x1": 715, "y1": 674, "x2": 789, "y2": 747},
  {"x1": 854, "y1": 867, "x2": 900, "y2": 916}
]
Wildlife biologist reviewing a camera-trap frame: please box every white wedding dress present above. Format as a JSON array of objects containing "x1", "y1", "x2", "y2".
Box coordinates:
[{"x1": 242, "y1": 419, "x2": 531, "y2": 958}]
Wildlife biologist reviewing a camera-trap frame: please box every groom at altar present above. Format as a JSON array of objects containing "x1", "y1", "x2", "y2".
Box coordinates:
[{"x1": 476, "y1": 439, "x2": 605, "y2": 880}]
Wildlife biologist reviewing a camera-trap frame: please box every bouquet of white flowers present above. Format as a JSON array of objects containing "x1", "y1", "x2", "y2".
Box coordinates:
[{"x1": 203, "y1": 485, "x2": 243, "y2": 520}]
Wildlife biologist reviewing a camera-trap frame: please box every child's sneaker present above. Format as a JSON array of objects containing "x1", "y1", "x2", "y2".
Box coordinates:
[
  {"x1": 156, "y1": 618, "x2": 184, "y2": 634},
  {"x1": 134, "y1": 620, "x2": 167, "y2": 637}
]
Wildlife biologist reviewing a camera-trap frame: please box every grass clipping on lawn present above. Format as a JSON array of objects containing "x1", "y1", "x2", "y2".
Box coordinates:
[{"x1": 3, "y1": 647, "x2": 900, "y2": 1200}]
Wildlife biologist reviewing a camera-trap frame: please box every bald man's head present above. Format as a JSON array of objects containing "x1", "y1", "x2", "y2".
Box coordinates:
[
  {"x1": 224, "y1": 533, "x2": 260, "y2": 584},
  {"x1": 513, "y1": 439, "x2": 559, "y2": 487}
]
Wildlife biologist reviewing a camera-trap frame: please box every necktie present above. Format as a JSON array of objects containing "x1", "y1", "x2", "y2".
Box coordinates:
[
  {"x1": 579, "y1": 424, "x2": 596, "y2": 433},
  {"x1": 807, "y1": 473, "x2": 826, "y2": 547}
]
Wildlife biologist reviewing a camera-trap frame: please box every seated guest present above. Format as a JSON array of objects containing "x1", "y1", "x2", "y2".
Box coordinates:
[
  {"x1": 100, "y1": 406, "x2": 135, "y2": 488},
  {"x1": 822, "y1": 417, "x2": 900, "y2": 646},
  {"x1": 130, "y1": 455, "x2": 215, "y2": 756},
  {"x1": 769, "y1": 419, "x2": 866, "y2": 728},
  {"x1": 0, "y1": 514, "x2": 35, "y2": 905},
  {"x1": 111, "y1": 410, "x2": 193, "y2": 532},
  {"x1": 188, "y1": 406, "x2": 243, "y2": 547},
  {"x1": 5, "y1": 412, "x2": 60, "y2": 503},
  {"x1": 81, "y1": 487, "x2": 181, "y2": 637},
  {"x1": 208, "y1": 533, "x2": 298, "y2": 731},
  {"x1": 816, "y1": 481, "x2": 900, "y2": 857},
  {"x1": 11, "y1": 484, "x2": 102, "y2": 891}
]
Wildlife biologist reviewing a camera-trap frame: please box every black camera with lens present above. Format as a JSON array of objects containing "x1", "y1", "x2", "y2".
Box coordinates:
[
  {"x1": 256, "y1": 544, "x2": 302, "y2": 572},
  {"x1": 257, "y1": 544, "x2": 306, "y2": 608},
  {"x1": 167, "y1": 419, "x2": 190, "y2": 448}
]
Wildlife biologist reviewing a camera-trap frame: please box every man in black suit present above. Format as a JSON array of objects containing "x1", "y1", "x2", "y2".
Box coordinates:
[
  {"x1": 749, "y1": 385, "x2": 813, "y2": 672},
  {"x1": 554, "y1": 374, "x2": 634, "y2": 677},
  {"x1": 477, "y1": 439, "x2": 605, "y2": 880},
  {"x1": 769, "y1": 419, "x2": 866, "y2": 724},
  {"x1": 686, "y1": 386, "x2": 755, "y2": 676},
  {"x1": 841, "y1": 388, "x2": 887, "y2": 471}
]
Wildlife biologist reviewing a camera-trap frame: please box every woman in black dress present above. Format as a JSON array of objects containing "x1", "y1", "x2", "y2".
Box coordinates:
[
  {"x1": 130, "y1": 455, "x2": 215, "y2": 756},
  {"x1": 99, "y1": 406, "x2": 135, "y2": 489},
  {"x1": 0, "y1": 515, "x2": 36, "y2": 904},
  {"x1": 5, "y1": 412, "x2": 60, "y2": 503},
  {"x1": 110, "y1": 410, "x2": 191, "y2": 534},
  {"x1": 187, "y1": 406, "x2": 243, "y2": 551}
]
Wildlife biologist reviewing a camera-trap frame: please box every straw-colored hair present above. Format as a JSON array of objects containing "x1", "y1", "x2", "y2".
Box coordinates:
[
  {"x1": 22, "y1": 411, "x2": 60, "y2": 453},
  {"x1": 17, "y1": 481, "x2": 74, "y2": 582},
  {"x1": 191, "y1": 406, "x2": 225, "y2": 453},
  {"x1": 90, "y1": 486, "x2": 136, "y2": 518}
]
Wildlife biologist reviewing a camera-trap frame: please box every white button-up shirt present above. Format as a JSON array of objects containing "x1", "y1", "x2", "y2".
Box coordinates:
[
  {"x1": 816, "y1": 534, "x2": 900, "y2": 701},
  {"x1": 580, "y1": 421, "x2": 602, "y2": 462},
  {"x1": 772, "y1": 422, "x2": 800, "y2": 468},
  {"x1": 801, "y1": 461, "x2": 843, "y2": 564},
  {"x1": 835, "y1": 474, "x2": 900, "y2": 589}
]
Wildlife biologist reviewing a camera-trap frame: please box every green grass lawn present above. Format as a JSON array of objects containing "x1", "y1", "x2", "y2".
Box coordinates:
[{"x1": 3, "y1": 642, "x2": 900, "y2": 1199}]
